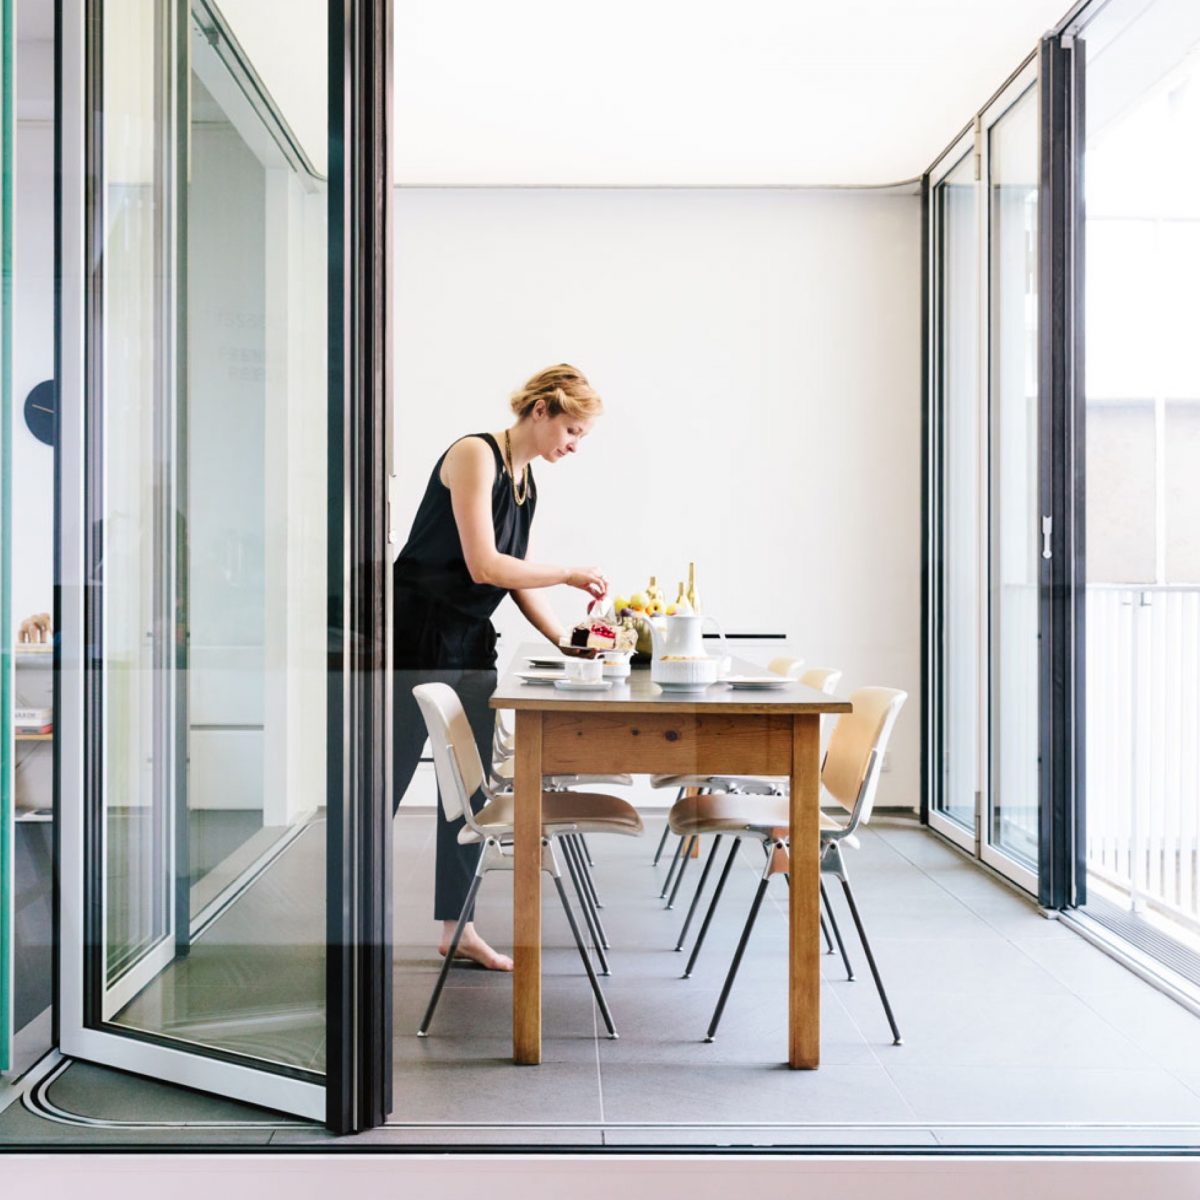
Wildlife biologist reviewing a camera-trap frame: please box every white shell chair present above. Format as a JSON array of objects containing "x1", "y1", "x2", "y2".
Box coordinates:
[
  {"x1": 489, "y1": 712, "x2": 634, "y2": 950},
  {"x1": 411, "y1": 683, "x2": 643, "y2": 1039},
  {"x1": 647, "y1": 656, "x2": 812, "y2": 904},
  {"x1": 667, "y1": 687, "x2": 907, "y2": 1044},
  {"x1": 663, "y1": 666, "x2": 845, "y2": 952}
]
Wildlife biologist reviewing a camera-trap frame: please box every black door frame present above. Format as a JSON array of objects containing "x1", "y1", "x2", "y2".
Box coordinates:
[
  {"x1": 1036, "y1": 32, "x2": 1085, "y2": 913},
  {"x1": 326, "y1": 0, "x2": 394, "y2": 1135}
]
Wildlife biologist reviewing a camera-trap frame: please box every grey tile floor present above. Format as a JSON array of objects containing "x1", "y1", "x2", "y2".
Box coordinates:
[{"x1": 4, "y1": 812, "x2": 1200, "y2": 1150}]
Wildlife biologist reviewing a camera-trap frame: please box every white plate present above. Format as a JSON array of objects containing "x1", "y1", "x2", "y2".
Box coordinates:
[
  {"x1": 516, "y1": 670, "x2": 563, "y2": 684},
  {"x1": 552, "y1": 678, "x2": 613, "y2": 692},
  {"x1": 656, "y1": 680, "x2": 715, "y2": 692},
  {"x1": 526, "y1": 655, "x2": 567, "y2": 669},
  {"x1": 723, "y1": 675, "x2": 791, "y2": 689}
]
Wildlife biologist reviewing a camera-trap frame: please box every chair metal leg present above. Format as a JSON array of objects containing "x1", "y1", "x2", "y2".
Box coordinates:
[
  {"x1": 683, "y1": 838, "x2": 742, "y2": 978},
  {"x1": 659, "y1": 833, "x2": 687, "y2": 899},
  {"x1": 552, "y1": 874, "x2": 618, "y2": 1038},
  {"x1": 821, "y1": 879, "x2": 854, "y2": 981},
  {"x1": 705, "y1": 870, "x2": 772, "y2": 1042},
  {"x1": 571, "y1": 833, "x2": 604, "y2": 909},
  {"x1": 665, "y1": 835, "x2": 698, "y2": 910},
  {"x1": 674, "y1": 834, "x2": 723, "y2": 951},
  {"x1": 562, "y1": 836, "x2": 610, "y2": 975},
  {"x1": 839, "y1": 877, "x2": 901, "y2": 1045},
  {"x1": 579, "y1": 833, "x2": 595, "y2": 868},
  {"x1": 565, "y1": 834, "x2": 610, "y2": 950},
  {"x1": 819, "y1": 910, "x2": 834, "y2": 955},
  {"x1": 653, "y1": 789, "x2": 686, "y2": 865},
  {"x1": 417, "y1": 868, "x2": 486, "y2": 1036},
  {"x1": 652, "y1": 819, "x2": 672, "y2": 865}
]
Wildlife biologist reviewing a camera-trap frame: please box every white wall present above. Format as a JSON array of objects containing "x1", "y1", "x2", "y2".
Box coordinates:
[{"x1": 394, "y1": 187, "x2": 923, "y2": 809}]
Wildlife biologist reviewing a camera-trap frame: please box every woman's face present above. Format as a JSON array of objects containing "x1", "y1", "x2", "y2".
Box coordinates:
[{"x1": 533, "y1": 403, "x2": 595, "y2": 463}]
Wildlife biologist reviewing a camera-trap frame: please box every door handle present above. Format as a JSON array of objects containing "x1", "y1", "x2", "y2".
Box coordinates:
[
  {"x1": 1041, "y1": 515, "x2": 1052, "y2": 561},
  {"x1": 387, "y1": 473, "x2": 400, "y2": 546}
]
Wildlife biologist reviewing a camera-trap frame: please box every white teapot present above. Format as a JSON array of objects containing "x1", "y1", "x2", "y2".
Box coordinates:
[{"x1": 649, "y1": 612, "x2": 728, "y2": 690}]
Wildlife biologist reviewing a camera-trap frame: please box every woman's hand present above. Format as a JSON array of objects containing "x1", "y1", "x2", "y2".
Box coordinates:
[{"x1": 566, "y1": 566, "x2": 609, "y2": 600}]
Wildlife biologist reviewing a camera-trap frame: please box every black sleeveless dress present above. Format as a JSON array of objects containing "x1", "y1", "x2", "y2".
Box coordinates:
[
  {"x1": 392, "y1": 433, "x2": 536, "y2": 920},
  {"x1": 393, "y1": 432, "x2": 536, "y2": 670}
]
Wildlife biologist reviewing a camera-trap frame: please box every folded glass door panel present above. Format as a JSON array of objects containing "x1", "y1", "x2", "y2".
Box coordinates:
[
  {"x1": 0, "y1": 0, "x2": 13, "y2": 1077},
  {"x1": 985, "y1": 82, "x2": 1040, "y2": 884},
  {"x1": 929, "y1": 139, "x2": 982, "y2": 851},
  {"x1": 58, "y1": 0, "x2": 332, "y2": 1120}
]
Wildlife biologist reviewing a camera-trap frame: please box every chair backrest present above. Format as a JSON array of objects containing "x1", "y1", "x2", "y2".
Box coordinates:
[
  {"x1": 768, "y1": 655, "x2": 805, "y2": 679},
  {"x1": 821, "y1": 687, "x2": 907, "y2": 829},
  {"x1": 799, "y1": 666, "x2": 842, "y2": 695},
  {"x1": 412, "y1": 683, "x2": 486, "y2": 825}
]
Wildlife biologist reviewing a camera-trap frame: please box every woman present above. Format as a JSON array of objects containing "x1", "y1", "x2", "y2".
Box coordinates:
[{"x1": 393, "y1": 364, "x2": 608, "y2": 970}]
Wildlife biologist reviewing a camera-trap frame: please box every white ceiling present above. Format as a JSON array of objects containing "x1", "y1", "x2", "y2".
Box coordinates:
[
  {"x1": 394, "y1": 0, "x2": 1071, "y2": 186},
  {"x1": 17, "y1": 0, "x2": 1076, "y2": 186}
]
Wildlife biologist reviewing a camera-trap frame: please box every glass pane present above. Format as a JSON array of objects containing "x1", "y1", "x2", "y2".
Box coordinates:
[
  {"x1": 0, "y1": 0, "x2": 13, "y2": 1074},
  {"x1": 1165, "y1": 402, "x2": 1200, "y2": 582},
  {"x1": 96, "y1": 0, "x2": 329, "y2": 1075},
  {"x1": 937, "y1": 151, "x2": 980, "y2": 832},
  {"x1": 1086, "y1": 402, "x2": 1156, "y2": 584},
  {"x1": 1083, "y1": 1, "x2": 1200, "y2": 947},
  {"x1": 988, "y1": 85, "x2": 1039, "y2": 870},
  {"x1": 100, "y1": 0, "x2": 173, "y2": 990}
]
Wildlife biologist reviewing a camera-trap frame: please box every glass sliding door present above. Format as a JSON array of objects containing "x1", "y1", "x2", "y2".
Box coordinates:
[
  {"x1": 58, "y1": 0, "x2": 343, "y2": 1119},
  {"x1": 984, "y1": 82, "x2": 1040, "y2": 885},
  {"x1": 927, "y1": 61, "x2": 1041, "y2": 891},
  {"x1": 929, "y1": 134, "x2": 983, "y2": 849},
  {"x1": 1079, "y1": 0, "x2": 1200, "y2": 958}
]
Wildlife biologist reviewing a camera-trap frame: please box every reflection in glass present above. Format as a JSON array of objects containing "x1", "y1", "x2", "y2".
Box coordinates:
[
  {"x1": 988, "y1": 84, "x2": 1039, "y2": 870},
  {"x1": 937, "y1": 152, "x2": 980, "y2": 832},
  {"x1": 98, "y1": 2, "x2": 328, "y2": 1075}
]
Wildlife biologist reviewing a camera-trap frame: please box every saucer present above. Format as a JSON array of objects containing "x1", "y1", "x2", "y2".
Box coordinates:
[
  {"x1": 526, "y1": 655, "x2": 567, "y2": 669},
  {"x1": 723, "y1": 676, "x2": 791, "y2": 690},
  {"x1": 553, "y1": 678, "x2": 613, "y2": 692},
  {"x1": 516, "y1": 670, "x2": 564, "y2": 684}
]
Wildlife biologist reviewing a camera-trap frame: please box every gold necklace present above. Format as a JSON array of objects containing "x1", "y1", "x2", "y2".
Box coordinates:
[{"x1": 502, "y1": 429, "x2": 529, "y2": 506}]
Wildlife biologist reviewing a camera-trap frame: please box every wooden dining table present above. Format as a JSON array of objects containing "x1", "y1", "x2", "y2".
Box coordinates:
[{"x1": 490, "y1": 643, "x2": 851, "y2": 1068}]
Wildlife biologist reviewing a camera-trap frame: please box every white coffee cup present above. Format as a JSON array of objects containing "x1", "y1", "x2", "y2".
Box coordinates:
[
  {"x1": 601, "y1": 650, "x2": 632, "y2": 678},
  {"x1": 566, "y1": 656, "x2": 603, "y2": 683}
]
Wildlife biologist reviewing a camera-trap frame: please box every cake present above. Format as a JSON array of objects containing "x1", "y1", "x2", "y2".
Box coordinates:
[{"x1": 564, "y1": 611, "x2": 638, "y2": 653}]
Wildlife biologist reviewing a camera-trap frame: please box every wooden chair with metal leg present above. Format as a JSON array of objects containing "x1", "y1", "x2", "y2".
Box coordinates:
[
  {"x1": 489, "y1": 713, "x2": 633, "y2": 952},
  {"x1": 670, "y1": 667, "x2": 847, "y2": 967},
  {"x1": 647, "y1": 656, "x2": 809, "y2": 906},
  {"x1": 666, "y1": 686, "x2": 907, "y2": 1045},
  {"x1": 411, "y1": 683, "x2": 643, "y2": 1039}
]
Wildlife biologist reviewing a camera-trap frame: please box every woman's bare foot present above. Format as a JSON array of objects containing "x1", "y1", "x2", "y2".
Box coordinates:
[{"x1": 438, "y1": 921, "x2": 513, "y2": 971}]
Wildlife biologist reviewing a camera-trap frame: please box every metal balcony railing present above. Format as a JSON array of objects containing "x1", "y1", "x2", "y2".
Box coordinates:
[{"x1": 1086, "y1": 585, "x2": 1200, "y2": 934}]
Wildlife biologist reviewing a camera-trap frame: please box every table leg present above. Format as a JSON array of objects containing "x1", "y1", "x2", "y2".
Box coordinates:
[
  {"x1": 789, "y1": 713, "x2": 821, "y2": 1068},
  {"x1": 513, "y1": 710, "x2": 543, "y2": 1064}
]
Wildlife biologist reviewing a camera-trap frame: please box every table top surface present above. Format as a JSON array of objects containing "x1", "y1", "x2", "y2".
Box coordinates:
[{"x1": 491, "y1": 643, "x2": 853, "y2": 715}]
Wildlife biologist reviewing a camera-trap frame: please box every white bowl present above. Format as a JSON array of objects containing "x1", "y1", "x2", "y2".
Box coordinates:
[{"x1": 651, "y1": 656, "x2": 720, "y2": 689}]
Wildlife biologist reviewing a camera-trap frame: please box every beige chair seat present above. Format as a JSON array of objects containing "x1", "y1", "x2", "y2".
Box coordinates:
[
  {"x1": 464, "y1": 790, "x2": 644, "y2": 844},
  {"x1": 667, "y1": 791, "x2": 858, "y2": 848}
]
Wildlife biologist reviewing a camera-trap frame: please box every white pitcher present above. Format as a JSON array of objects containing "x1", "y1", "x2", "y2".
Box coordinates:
[{"x1": 649, "y1": 613, "x2": 728, "y2": 689}]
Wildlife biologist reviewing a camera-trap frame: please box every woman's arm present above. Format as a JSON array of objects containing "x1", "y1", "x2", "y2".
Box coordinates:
[
  {"x1": 443, "y1": 437, "x2": 607, "y2": 597},
  {"x1": 511, "y1": 587, "x2": 566, "y2": 646}
]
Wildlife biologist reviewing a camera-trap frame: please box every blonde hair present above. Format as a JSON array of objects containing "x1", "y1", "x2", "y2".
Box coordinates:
[{"x1": 509, "y1": 364, "x2": 603, "y2": 422}]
